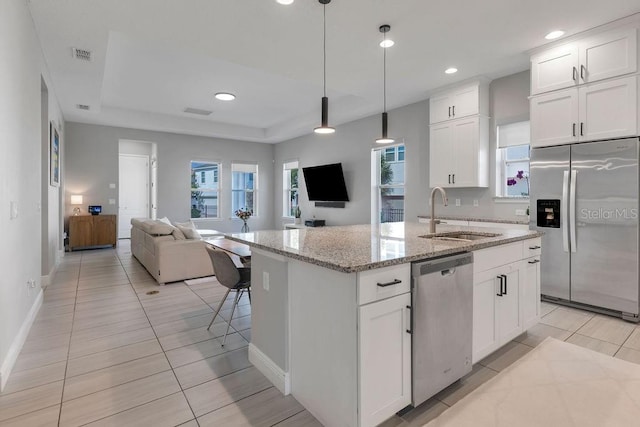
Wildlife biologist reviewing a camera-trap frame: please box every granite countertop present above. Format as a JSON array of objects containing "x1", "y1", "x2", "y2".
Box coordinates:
[
  {"x1": 226, "y1": 222, "x2": 542, "y2": 273},
  {"x1": 416, "y1": 215, "x2": 530, "y2": 225}
]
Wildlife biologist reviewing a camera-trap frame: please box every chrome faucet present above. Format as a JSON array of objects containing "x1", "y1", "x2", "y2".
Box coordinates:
[{"x1": 430, "y1": 187, "x2": 448, "y2": 233}]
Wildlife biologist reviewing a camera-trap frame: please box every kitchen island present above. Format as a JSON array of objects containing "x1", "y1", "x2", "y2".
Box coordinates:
[{"x1": 226, "y1": 222, "x2": 542, "y2": 427}]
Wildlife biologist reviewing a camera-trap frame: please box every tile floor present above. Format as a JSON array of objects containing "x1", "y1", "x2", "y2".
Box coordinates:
[{"x1": 2, "y1": 240, "x2": 640, "y2": 426}]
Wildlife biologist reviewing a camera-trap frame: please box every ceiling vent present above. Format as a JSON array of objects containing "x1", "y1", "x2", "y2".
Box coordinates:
[
  {"x1": 72, "y1": 48, "x2": 92, "y2": 62},
  {"x1": 76, "y1": 104, "x2": 90, "y2": 111},
  {"x1": 184, "y1": 107, "x2": 213, "y2": 116}
]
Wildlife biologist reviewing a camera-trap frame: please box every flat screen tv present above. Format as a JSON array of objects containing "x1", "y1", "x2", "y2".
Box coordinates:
[{"x1": 302, "y1": 163, "x2": 349, "y2": 202}]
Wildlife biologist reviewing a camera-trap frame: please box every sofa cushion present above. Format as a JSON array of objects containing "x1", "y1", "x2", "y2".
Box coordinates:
[
  {"x1": 158, "y1": 216, "x2": 173, "y2": 226},
  {"x1": 172, "y1": 227, "x2": 187, "y2": 240},
  {"x1": 177, "y1": 224, "x2": 202, "y2": 240},
  {"x1": 141, "y1": 220, "x2": 175, "y2": 236}
]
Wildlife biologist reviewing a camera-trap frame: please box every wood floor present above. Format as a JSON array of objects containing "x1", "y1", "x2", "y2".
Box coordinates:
[{"x1": 2, "y1": 240, "x2": 640, "y2": 426}]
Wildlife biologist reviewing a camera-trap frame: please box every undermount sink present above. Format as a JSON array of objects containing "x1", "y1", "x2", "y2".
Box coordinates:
[{"x1": 419, "y1": 231, "x2": 501, "y2": 243}]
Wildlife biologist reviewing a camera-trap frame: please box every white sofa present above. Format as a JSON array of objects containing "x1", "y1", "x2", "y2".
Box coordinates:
[{"x1": 130, "y1": 218, "x2": 214, "y2": 285}]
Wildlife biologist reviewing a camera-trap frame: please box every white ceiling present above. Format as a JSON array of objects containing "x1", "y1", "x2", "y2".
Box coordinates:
[{"x1": 28, "y1": 0, "x2": 640, "y2": 143}]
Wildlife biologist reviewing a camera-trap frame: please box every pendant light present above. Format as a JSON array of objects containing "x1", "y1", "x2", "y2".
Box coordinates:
[
  {"x1": 376, "y1": 24, "x2": 394, "y2": 144},
  {"x1": 314, "y1": 0, "x2": 335, "y2": 134}
]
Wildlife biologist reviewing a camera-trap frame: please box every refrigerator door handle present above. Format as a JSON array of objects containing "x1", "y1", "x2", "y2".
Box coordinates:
[
  {"x1": 570, "y1": 170, "x2": 577, "y2": 253},
  {"x1": 562, "y1": 170, "x2": 570, "y2": 253}
]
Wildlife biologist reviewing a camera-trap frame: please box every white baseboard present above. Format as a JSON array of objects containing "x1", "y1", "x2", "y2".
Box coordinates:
[
  {"x1": 0, "y1": 289, "x2": 43, "y2": 391},
  {"x1": 248, "y1": 343, "x2": 290, "y2": 395}
]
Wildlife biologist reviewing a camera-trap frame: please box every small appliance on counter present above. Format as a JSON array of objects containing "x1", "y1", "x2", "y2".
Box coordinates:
[
  {"x1": 88, "y1": 205, "x2": 102, "y2": 215},
  {"x1": 304, "y1": 219, "x2": 325, "y2": 227}
]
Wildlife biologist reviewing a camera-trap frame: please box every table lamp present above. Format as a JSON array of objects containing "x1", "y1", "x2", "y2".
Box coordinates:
[{"x1": 71, "y1": 195, "x2": 83, "y2": 216}]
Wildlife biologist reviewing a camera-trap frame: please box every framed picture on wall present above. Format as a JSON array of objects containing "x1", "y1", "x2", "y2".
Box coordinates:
[{"x1": 50, "y1": 121, "x2": 60, "y2": 187}]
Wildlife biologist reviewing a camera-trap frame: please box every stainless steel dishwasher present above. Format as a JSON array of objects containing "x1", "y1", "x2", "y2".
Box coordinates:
[{"x1": 411, "y1": 252, "x2": 473, "y2": 408}]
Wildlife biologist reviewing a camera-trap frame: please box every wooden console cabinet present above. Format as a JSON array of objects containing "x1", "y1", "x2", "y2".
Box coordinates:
[{"x1": 69, "y1": 215, "x2": 117, "y2": 251}]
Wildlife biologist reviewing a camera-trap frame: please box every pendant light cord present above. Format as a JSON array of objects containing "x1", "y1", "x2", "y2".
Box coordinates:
[
  {"x1": 323, "y1": 4, "x2": 327, "y2": 97},
  {"x1": 383, "y1": 32, "x2": 387, "y2": 112}
]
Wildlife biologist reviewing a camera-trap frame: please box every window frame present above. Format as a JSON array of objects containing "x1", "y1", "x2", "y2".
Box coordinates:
[
  {"x1": 190, "y1": 160, "x2": 221, "y2": 220},
  {"x1": 496, "y1": 120, "x2": 531, "y2": 199},
  {"x1": 231, "y1": 162, "x2": 259, "y2": 217},
  {"x1": 283, "y1": 160, "x2": 299, "y2": 218},
  {"x1": 372, "y1": 144, "x2": 406, "y2": 224}
]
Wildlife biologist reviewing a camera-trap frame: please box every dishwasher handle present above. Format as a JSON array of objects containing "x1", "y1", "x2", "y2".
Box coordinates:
[{"x1": 441, "y1": 268, "x2": 456, "y2": 277}]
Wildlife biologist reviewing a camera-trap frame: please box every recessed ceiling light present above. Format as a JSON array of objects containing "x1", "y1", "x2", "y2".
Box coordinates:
[
  {"x1": 276, "y1": 0, "x2": 294, "y2": 4},
  {"x1": 214, "y1": 92, "x2": 236, "y2": 101},
  {"x1": 545, "y1": 30, "x2": 565, "y2": 40},
  {"x1": 445, "y1": 67, "x2": 458, "y2": 74},
  {"x1": 379, "y1": 39, "x2": 394, "y2": 48}
]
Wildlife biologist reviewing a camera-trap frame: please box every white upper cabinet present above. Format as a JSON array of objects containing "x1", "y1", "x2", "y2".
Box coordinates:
[
  {"x1": 429, "y1": 81, "x2": 488, "y2": 124},
  {"x1": 531, "y1": 27, "x2": 637, "y2": 95},
  {"x1": 531, "y1": 75, "x2": 637, "y2": 147}
]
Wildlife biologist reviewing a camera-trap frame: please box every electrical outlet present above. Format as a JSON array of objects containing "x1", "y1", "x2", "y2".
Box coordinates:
[
  {"x1": 515, "y1": 209, "x2": 527, "y2": 216},
  {"x1": 263, "y1": 271, "x2": 270, "y2": 291},
  {"x1": 108, "y1": 199, "x2": 116, "y2": 205},
  {"x1": 473, "y1": 199, "x2": 479, "y2": 207},
  {"x1": 109, "y1": 183, "x2": 116, "y2": 189},
  {"x1": 455, "y1": 199, "x2": 461, "y2": 207}
]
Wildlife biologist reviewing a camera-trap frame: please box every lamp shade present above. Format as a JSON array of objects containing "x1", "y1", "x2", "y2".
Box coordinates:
[{"x1": 71, "y1": 195, "x2": 83, "y2": 205}]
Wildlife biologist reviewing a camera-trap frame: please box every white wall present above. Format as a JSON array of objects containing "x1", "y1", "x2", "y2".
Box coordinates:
[
  {"x1": 0, "y1": 0, "x2": 64, "y2": 390},
  {"x1": 65, "y1": 122, "x2": 275, "y2": 233}
]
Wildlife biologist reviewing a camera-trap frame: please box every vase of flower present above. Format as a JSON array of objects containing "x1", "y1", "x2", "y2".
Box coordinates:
[
  {"x1": 506, "y1": 170, "x2": 529, "y2": 197},
  {"x1": 294, "y1": 206, "x2": 302, "y2": 224},
  {"x1": 235, "y1": 208, "x2": 253, "y2": 233}
]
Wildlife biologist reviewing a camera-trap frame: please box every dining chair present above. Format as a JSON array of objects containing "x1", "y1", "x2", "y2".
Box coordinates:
[{"x1": 206, "y1": 246, "x2": 251, "y2": 346}]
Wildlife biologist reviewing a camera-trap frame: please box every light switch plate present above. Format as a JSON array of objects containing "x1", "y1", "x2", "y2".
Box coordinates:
[
  {"x1": 515, "y1": 209, "x2": 527, "y2": 216},
  {"x1": 473, "y1": 199, "x2": 479, "y2": 207},
  {"x1": 455, "y1": 199, "x2": 461, "y2": 207},
  {"x1": 263, "y1": 272, "x2": 270, "y2": 291},
  {"x1": 108, "y1": 199, "x2": 116, "y2": 205},
  {"x1": 109, "y1": 183, "x2": 116, "y2": 189}
]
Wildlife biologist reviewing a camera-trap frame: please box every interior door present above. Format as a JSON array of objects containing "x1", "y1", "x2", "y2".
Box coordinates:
[
  {"x1": 570, "y1": 139, "x2": 639, "y2": 314},
  {"x1": 118, "y1": 154, "x2": 149, "y2": 238}
]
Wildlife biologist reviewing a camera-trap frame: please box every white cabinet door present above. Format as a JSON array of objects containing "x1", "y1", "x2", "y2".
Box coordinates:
[
  {"x1": 452, "y1": 117, "x2": 480, "y2": 187},
  {"x1": 472, "y1": 271, "x2": 499, "y2": 363},
  {"x1": 429, "y1": 122, "x2": 453, "y2": 187},
  {"x1": 451, "y1": 85, "x2": 479, "y2": 119},
  {"x1": 359, "y1": 293, "x2": 411, "y2": 427},
  {"x1": 531, "y1": 89, "x2": 579, "y2": 147},
  {"x1": 497, "y1": 268, "x2": 522, "y2": 343},
  {"x1": 531, "y1": 43, "x2": 579, "y2": 95},
  {"x1": 579, "y1": 76, "x2": 638, "y2": 141},
  {"x1": 430, "y1": 93, "x2": 453, "y2": 124},
  {"x1": 522, "y1": 258, "x2": 541, "y2": 330},
  {"x1": 472, "y1": 262, "x2": 522, "y2": 363},
  {"x1": 581, "y1": 28, "x2": 637, "y2": 84}
]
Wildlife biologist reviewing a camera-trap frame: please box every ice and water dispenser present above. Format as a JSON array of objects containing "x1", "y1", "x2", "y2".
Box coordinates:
[{"x1": 536, "y1": 199, "x2": 560, "y2": 228}]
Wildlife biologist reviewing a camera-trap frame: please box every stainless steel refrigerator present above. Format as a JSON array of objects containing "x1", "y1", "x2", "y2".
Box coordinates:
[{"x1": 530, "y1": 137, "x2": 639, "y2": 321}]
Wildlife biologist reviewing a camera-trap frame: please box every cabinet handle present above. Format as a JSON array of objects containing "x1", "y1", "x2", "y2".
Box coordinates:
[
  {"x1": 502, "y1": 274, "x2": 508, "y2": 295},
  {"x1": 528, "y1": 259, "x2": 540, "y2": 264},
  {"x1": 448, "y1": 174, "x2": 451, "y2": 184},
  {"x1": 377, "y1": 279, "x2": 402, "y2": 287},
  {"x1": 580, "y1": 122, "x2": 584, "y2": 136},
  {"x1": 529, "y1": 245, "x2": 541, "y2": 250},
  {"x1": 572, "y1": 123, "x2": 576, "y2": 137},
  {"x1": 581, "y1": 65, "x2": 586, "y2": 81},
  {"x1": 572, "y1": 66, "x2": 578, "y2": 81},
  {"x1": 452, "y1": 174, "x2": 455, "y2": 184},
  {"x1": 406, "y1": 305, "x2": 413, "y2": 334},
  {"x1": 448, "y1": 106, "x2": 451, "y2": 117},
  {"x1": 496, "y1": 276, "x2": 503, "y2": 297},
  {"x1": 452, "y1": 105, "x2": 455, "y2": 117}
]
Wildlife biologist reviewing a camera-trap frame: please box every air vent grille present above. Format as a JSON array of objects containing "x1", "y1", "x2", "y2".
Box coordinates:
[
  {"x1": 72, "y1": 48, "x2": 92, "y2": 62},
  {"x1": 76, "y1": 104, "x2": 90, "y2": 110},
  {"x1": 184, "y1": 107, "x2": 213, "y2": 116}
]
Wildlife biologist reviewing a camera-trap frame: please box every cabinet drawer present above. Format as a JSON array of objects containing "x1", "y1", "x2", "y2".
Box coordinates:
[
  {"x1": 358, "y1": 264, "x2": 411, "y2": 305},
  {"x1": 523, "y1": 238, "x2": 542, "y2": 258},
  {"x1": 473, "y1": 242, "x2": 523, "y2": 275}
]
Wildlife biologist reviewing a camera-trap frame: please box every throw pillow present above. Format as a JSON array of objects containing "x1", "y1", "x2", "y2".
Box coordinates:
[
  {"x1": 158, "y1": 216, "x2": 173, "y2": 226},
  {"x1": 172, "y1": 227, "x2": 187, "y2": 240},
  {"x1": 174, "y1": 220, "x2": 195, "y2": 229},
  {"x1": 177, "y1": 224, "x2": 202, "y2": 240}
]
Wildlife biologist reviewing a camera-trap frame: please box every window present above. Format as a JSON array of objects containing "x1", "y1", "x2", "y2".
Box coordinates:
[
  {"x1": 496, "y1": 121, "x2": 530, "y2": 198},
  {"x1": 191, "y1": 161, "x2": 220, "y2": 218},
  {"x1": 283, "y1": 161, "x2": 299, "y2": 217},
  {"x1": 232, "y1": 163, "x2": 258, "y2": 215},
  {"x1": 372, "y1": 145, "x2": 405, "y2": 223}
]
